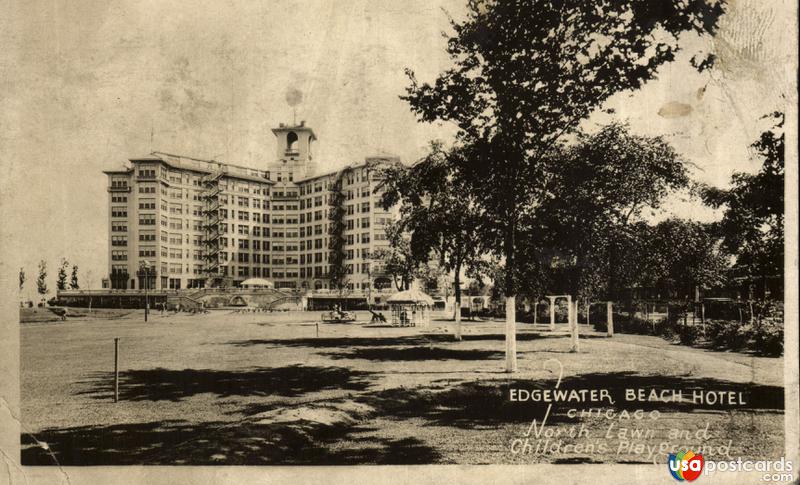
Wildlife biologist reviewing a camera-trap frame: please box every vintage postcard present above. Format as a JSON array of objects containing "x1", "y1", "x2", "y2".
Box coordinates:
[{"x1": 1, "y1": 0, "x2": 797, "y2": 484}]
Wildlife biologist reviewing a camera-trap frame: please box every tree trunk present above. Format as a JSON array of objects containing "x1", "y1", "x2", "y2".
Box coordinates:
[
  {"x1": 504, "y1": 226, "x2": 517, "y2": 373},
  {"x1": 505, "y1": 296, "x2": 517, "y2": 371},
  {"x1": 454, "y1": 261, "x2": 462, "y2": 341},
  {"x1": 607, "y1": 241, "x2": 617, "y2": 302}
]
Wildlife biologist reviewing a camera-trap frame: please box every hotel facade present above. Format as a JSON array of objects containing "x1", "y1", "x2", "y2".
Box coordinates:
[{"x1": 103, "y1": 123, "x2": 399, "y2": 296}]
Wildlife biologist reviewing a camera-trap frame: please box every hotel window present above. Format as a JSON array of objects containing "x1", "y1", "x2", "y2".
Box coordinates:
[
  {"x1": 237, "y1": 253, "x2": 249, "y2": 263},
  {"x1": 238, "y1": 240, "x2": 249, "y2": 250},
  {"x1": 111, "y1": 208, "x2": 128, "y2": 218},
  {"x1": 111, "y1": 236, "x2": 127, "y2": 246},
  {"x1": 361, "y1": 202, "x2": 370, "y2": 212},
  {"x1": 111, "y1": 250, "x2": 127, "y2": 261},
  {"x1": 139, "y1": 215, "x2": 156, "y2": 226},
  {"x1": 361, "y1": 233, "x2": 370, "y2": 244},
  {"x1": 138, "y1": 168, "x2": 156, "y2": 179}
]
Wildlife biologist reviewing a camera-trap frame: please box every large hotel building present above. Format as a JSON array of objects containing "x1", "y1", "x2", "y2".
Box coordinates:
[{"x1": 103, "y1": 122, "x2": 399, "y2": 295}]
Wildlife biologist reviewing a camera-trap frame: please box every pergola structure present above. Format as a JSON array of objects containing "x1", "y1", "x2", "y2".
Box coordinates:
[
  {"x1": 544, "y1": 295, "x2": 572, "y2": 331},
  {"x1": 531, "y1": 295, "x2": 616, "y2": 353}
]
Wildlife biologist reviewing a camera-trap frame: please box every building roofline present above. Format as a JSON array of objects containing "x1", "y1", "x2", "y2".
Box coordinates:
[
  {"x1": 123, "y1": 151, "x2": 402, "y2": 185},
  {"x1": 132, "y1": 152, "x2": 276, "y2": 184},
  {"x1": 297, "y1": 156, "x2": 402, "y2": 182},
  {"x1": 271, "y1": 123, "x2": 317, "y2": 140}
]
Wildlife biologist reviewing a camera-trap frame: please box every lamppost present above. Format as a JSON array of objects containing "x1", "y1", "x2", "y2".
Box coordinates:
[{"x1": 140, "y1": 260, "x2": 152, "y2": 322}]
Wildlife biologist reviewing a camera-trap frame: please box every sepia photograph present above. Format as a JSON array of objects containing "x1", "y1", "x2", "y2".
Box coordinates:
[{"x1": 1, "y1": 0, "x2": 797, "y2": 483}]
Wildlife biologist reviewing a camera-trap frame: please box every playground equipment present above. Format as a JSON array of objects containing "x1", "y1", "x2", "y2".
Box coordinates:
[
  {"x1": 387, "y1": 289, "x2": 434, "y2": 327},
  {"x1": 321, "y1": 309, "x2": 357, "y2": 323}
]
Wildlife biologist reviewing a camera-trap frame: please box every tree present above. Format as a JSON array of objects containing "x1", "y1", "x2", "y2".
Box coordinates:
[
  {"x1": 36, "y1": 260, "x2": 48, "y2": 299},
  {"x1": 372, "y1": 223, "x2": 420, "y2": 291},
  {"x1": 380, "y1": 142, "x2": 488, "y2": 339},
  {"x1": 19, "y1": 267, "x2": 25, "y2": 292},
  {"x1": 645, "y1": 219, "x2": 729, "y2": 298},
  {"x1": 702, "y1": 112, "x2": 784, "y2": 298},
  {"x1": 403, "y1": 0, "x2": 724, "y2": 371},
  {"x1": 70, "y1": 265, "x2": 80, "y2": 290},
  {"x1": 538, "y1": 123, "x2": 691, "y2": 300},
  {"x1": 57, "y1": 258, "x2": 69, "y2": 291}
]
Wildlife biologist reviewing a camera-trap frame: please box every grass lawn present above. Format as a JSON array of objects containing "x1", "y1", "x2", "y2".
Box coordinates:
[{"x1": 20, "y1": 310, "x2": 784, "y2": 465}]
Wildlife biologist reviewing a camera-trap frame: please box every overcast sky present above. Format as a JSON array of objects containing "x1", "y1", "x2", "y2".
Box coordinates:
[{"x1": 1, "y1": 0, "x2": 794, "y2": 293}]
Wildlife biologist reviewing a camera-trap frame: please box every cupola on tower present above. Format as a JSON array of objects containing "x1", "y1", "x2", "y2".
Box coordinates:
[{"x1": 270, "y1": 121, "x2": 316, "y2": 181}]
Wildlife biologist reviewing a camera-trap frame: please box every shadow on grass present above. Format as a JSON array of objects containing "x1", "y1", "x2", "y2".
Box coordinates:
[
  {"x1": 24, "y1": 371, "x2": 783, "y2": 465},
  {"x1": 355, "y1": 371, "x2": 785, "y2": 430},
  {"x1": 320, "y1": 346, "x2": 505, "y2": 361},
  {"x1": 77, "y1": 364, "x2": 374, "y2": 402},
  {"x1": 311, "y1": 427, "x2": 444, "y2": 464},
  {"x1": 21, "y1": 420, "x2": 441, "y2": 465},
  {"x1": 227, "y1": 332, "x2": 558, "y2": 350}
]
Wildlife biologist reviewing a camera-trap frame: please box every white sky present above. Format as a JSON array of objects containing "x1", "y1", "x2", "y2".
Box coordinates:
[{"x1": 1, "y1": 0, "x2": 794, "y2": 294}]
